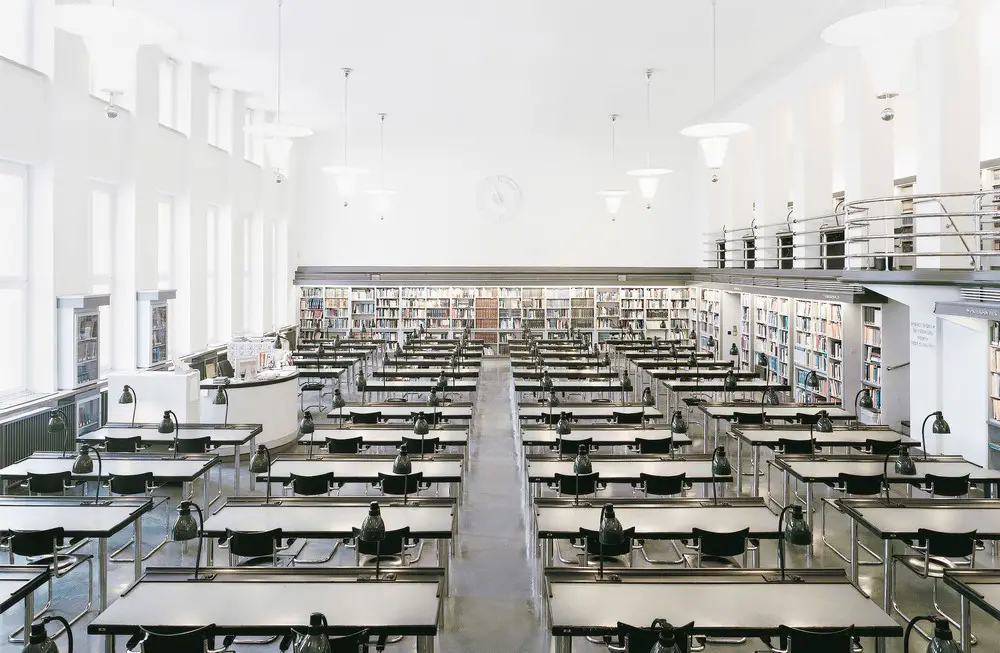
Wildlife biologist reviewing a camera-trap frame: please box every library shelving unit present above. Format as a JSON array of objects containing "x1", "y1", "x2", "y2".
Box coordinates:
[
  {"x1": 375, "y1": 287, "x2": 400, "y2": 343},
  {"x1": 350, "y1": 287, "x2": 376, "y2": 332},
  {"x1": 645, "y1": 287, "x2": 692, "y2": 334},
  {"x1": 522, "y1": 288, "x2": 545, "y2": 332},
  {"x1": 545, "y1": 288, "x2": 572, "y2": 333},
  {"x1": 474, "y1": 288, "x2": 499, "y2": 348},
  {"x1": 596, "y1": 288, "x2": 621, "y2": 341},
  {"x1": 621, "y1": 288, "x2": 646, "y2": 332},
  {"x1": 497, "y1": 288, "x2": 522, "y2": 354},
  {"x1": 990, "y1": 321, "x2": 1000, "y2": 424},
  {"x1": 739, "y1": 294, "x2": 753, "y2": 370},
  {"x1": 570, "y1": 287, "x2": 596, "y2": 331},
  {"x1": 452, "y1": 286, "x2": 476, "y2": 335},
  {"x1": 697, "y1": 287, "x2": 721, "y2": 353},
  {"x1": 136, "y1": 289, "x2": 175, "y2": 368},
  {"x1": 755, "y1": 295, "x2": 790, "y2": 387},
  {"x1": 862, "y1": 305, "x2": 883, "y2": 417},
  {"x1": 299, "y1": 286, "x2": 349, "y2": 342},
  {"x1": 792, "y1": 299, "x2": 844, "y2": 403},
  {"x1": 57, "y1": 294, "x2": 110, "y2": 390}
]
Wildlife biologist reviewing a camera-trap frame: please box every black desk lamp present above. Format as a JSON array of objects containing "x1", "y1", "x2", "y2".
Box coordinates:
[
  {"x1": 295, "y1": 612, "x2": 332, "y2": 653},
  {"x1": 72, "y1": 445, "x2": 102, "y2": 504},
  {"x1": 212, "y1": 386, "x2": 229, "y2": 426},
  {"x1": 158, "y1": 410, "x2": 180, "y2": 459},
  {"x1": 710, "y1": 446, "x2": 731, "y2": 506},
  {"x1": 854, "y1": 387, "x2": 874, "y2": 426},
  {"x1": 803, "y1": 370, "x2": 820, "y2": 404},
  {"x1": 356, "y1": 370, "x2": 367, "y2": 405},
  {"x1": 47, "y1": 409, "x2": 71, "y2": 459},
  {"x1": 171, "y1": 500, "x2": 209, "y2": 580},
  {"x1": 249, "y1": 445, "x2": 274, "y2": 504},
  {"x1": 541, "y1": 370, "x2": 553, "y2": 393},
  {"x1": 773, "y1": 504, "x2": 811, "y2": 582},
  {"x1": 723, "y1": 370, "x2": 738, "y2": 401},
  {"x1": 648, "y1": 619, "x2": 683, "y2": 653},
  {"x1": 670, "y1": 410, "x2": 687, "y2": 434},
  {"x1": 620, "y1": 371, "x2": 633, "y2": 404},
  {"x1": 641, "y1": 387, "x2": 655, "y2": 406},
  {"x1": 547, "y1": 390, "x2": 560, "y2": 431},
  {"x1": 882, "y1": 445, "x2": 916, "y2": 504},
  {"x1": 596, "y1": 504, "x2": 623, "y2": 581},
  {"x1": 393, "y1": 443, "x2": 412, "y2": 474},
  {"x1": 816, "y1": 410, "x2": 834, "y2": 433},
  {"x1": 272, "y1": 332, "x2": 290, "y2": 350},
  {"x1": 360, "y1": 501, "x2": 387, "y2": 580},
  {"x1": 573, "y1": 444, "x2": 592, "y2": 506},
  {"x1": 903, "y1": 615, "x2": 961, "y2": 653},
  {"x1": 706, "y1": 335, "x2": 716, "y2": 353},
  {"x1": 412, "y1": 412, "x2": 430, "y2": 459},
  {"x1": 555, "y1": 412, "x2": 572, "y2": 459},
  {"x1": 299, "y1": 411, "x2": 315, "y2": 459},
  {"x1": 118, "y1": 384, "x2": 137, "y2": 426},
  {"x1": 729, "y1": 343, "x2": 739, "y2": 357},
  {"x1": 688, "y1": 329, "x2": 696, "y2": 341},
  {"x1": 687, "y1": 349, "x2": 700, "y2": 388},
  {"x1": 331, "y1": 388, "x2": 346, "y2": 428},
  {"x1": 23, "y1": 615, "x2": 73, "y2": 653},
  {"x1": 920, "y1": 411, "x2": 950, "y2": 460}
]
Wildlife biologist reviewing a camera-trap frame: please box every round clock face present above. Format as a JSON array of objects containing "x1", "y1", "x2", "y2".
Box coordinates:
[{"x1": 477, "y1": 175, "x2": 523, "y2": 220}]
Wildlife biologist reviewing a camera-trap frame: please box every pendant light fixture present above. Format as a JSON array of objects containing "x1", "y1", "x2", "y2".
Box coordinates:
[
  {"x1": 626, "y1": 69, "x2": 672, "y2": 209},
  {"x1": 323, "y1": 68, "x2": 368, "y2": 206},
  {"x1": 680, "y1": 0, "x2": 750, "y2": 182},
  {"x1": 821, "y1": 3, "x2": 956, "y2": 121},
  {"x1": 54, "y1": 0, "x2": 176, "y2": 119},
  {"x1": 366, "y1": 113, "x2": 395, "y2": 220},
  {"x1": 597, "y1": 114, "x2": 629, "y2": 221},
  {"x1": 244, "y1": 0, "x2": 313, "y2": 183}
]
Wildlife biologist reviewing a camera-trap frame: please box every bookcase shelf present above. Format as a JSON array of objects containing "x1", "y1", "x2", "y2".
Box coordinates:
[
  {"x1": 739, "y1": 293, "x2": 752, "y2": 370},
  {"x1": 754, "y1": 295, "x2": 790, "y2": 386},
  {"x1": 862, "y1": 305, "x2": 883, "y2": 412},
  {"x1": 990, "y1": 321, "x2": 1000, "y2": 422},
  {"x1": 698, "y1": 288, "x2": 721, "y2": 353},
  {"x1": 792, "y1": 299, "x2": 844, "y2": 403}
]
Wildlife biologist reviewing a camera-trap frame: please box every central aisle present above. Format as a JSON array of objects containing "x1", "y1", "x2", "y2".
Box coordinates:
[{"x1": 439, "y1": 359, "x2": 545, "y2": 652}]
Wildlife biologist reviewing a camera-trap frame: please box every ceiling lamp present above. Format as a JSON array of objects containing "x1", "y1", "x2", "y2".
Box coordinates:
[
  {"x1": 244, "y1": 0, "x2": 312, "y2": 183},
  {"x1": 626, "y1": 69, "x2": 672, "y2": 209},
  {"x1": 597, "y1": 114, "x2": 629, "y2": 221},
  {"x1": 366, "y1": 113, "x2": 395, "y2": 220},
  {"x1": 323, "y1": 68, "x2": 368, "y2": 206},
  {"x1": 821, "y1": 5, "x2": 957, "y2": 121},
  {"x1": 54, "y1": 2, "x2": 176, "y2": 118},
  {"x1": 680, "y1": 0, "x2": 750, "y2": 182}
]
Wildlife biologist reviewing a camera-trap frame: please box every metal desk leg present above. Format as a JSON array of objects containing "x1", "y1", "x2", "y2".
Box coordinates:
[
  {"x1": 22, "y1": 591, "x2": 32, "y2": 652},
  {"x1": 555, "y1": 635, "x2": 573, "y2": 653},
  {"x1": 416, "y1": 635, "x2": 435, "y2": 653},
  {"x1": 99, "y1": 537, "x2": 108, "y2": 610},
  {"x1": 805, "y1": 481, "x2": 813, "y2": 531},
  {"x1": 850, "y1": 518, "x2": 860, "y2": 588},
  {"x1": 234, "y1": 442, "x2": 244, "y2": 495},
  {"x1": 961, "y1": 594, "x2": 972, "y2": 652},
  {"x1": 439, "y1": 539, "x2": 450, "y2": 597},
  {"x1": 134, "y1": 517, "x2": 143, "y2": 582},
  {"x1": 882, "y1": 538, "x2": 893, "y2": 612},
  {"x1": 735, "y1": 438, "x2": 743, "y2": 497},
  {"x1": 206, "y1": 536, "x2": 214, "y2": 566},
  {"x1": 752, "y1": 445, "x2": 761, "y2": 497}
]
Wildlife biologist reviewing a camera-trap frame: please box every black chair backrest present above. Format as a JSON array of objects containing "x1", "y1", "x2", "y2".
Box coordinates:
[
  {"x1": 328, "y1": 629, "x2": 371, "y2": 653},
  {"x1": 290, "y1": 472, "x2": 334, "y2": 496},
  {"x1": 555, "y1": 472, "x2": 599, "y2": 496},
  {"x1": 837, "y1": 473, "x2": 883, "y2": 497},
  {"x1": 634, "y1": 437, "x2": 673, "y2": 454},
  {"x1": 227, "y1": 528, "x2": 282, "y2": 559},
  {"x1": 777, "y1": 438, "x2": 815, "y2": 455},
  {"x1": 138, "y1": 625, "x2": 216, "y2": 653},
  {"x1": 795, "y1": 412, "x2": 821, "y2": 426},
  {"x1": 326, "y1": 436, "x2": 363, "y2": 454},
  {"x1": 105, "y1": 435, "x2": 142, "y2": 453},
  {"x1": 864, "y1": 439, "x2": 902, "y2": 456},
  {"x1": 412, "y1": 411, "x2": 443, "y2": 425},
  {"x1": 731, "y1": 412, "x2": 764, "y2": 425},
  {"x1": 541, "y1": 412, "x2": 572, "y2": 425},
  {"x1": 174, "y1": 436, "x2": 212, "y2": 454},
  {"x1": 919, "y1": 528, "x2": 976, "y2": 558},
  {"x1": 26, "y1": 471, "x2": 71, "y2": 495},
  {"x1": 616, "y1": 622, "x2": 691, "y2": 653},
  {"x1": 640, "y1": 472, "x2": 686, "y2": 497},
  {"x1": 926, "y1": 473, "x2": 970, "y2": 497},
  {"x1": 351, "y1": 526, "x2": 410, "y2": 557},
  {"x1": 558, "y1": 437, "x2": 592, "y2": 456},
  {"x1": 218, "y1": 359, "x2": 235, "y2": 377},
  {"x1": 579, "y1": 526, "x2": 637, "y2": 557},
  {"x1": 613, "y1": 411, "x2": 644, "y2": 425},
  {"x1": 10, "y1": 527, "x2": 64, "y2": 558},
  {"x1": 691, "y1": 527, "x2": 750, "y2": 558},
  {"x1": 109, "y1": 472, "x2": 153, "y2": 496},
  {"x1": 378, "y1": 471, "x2": 423, "y2": 496},
  {"x1": 401, "y1": 436, "x2": 440, "y2": 455},
  {"x1": 778, "y1": 625, "x2": 853, "y2": 652},
  {"x1": 350, "y1": 412, "x2": 382, "y2": 425}
]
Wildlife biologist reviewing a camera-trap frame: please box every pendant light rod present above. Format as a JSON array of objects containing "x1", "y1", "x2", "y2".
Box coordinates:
[
  {"x1": 711, "y1": 0, "x2": 717, "y2": 106},
  {"x1": 342, "y1": 68, "x2": 353, "y2": 165},
  {"x1": 644, "y1": 69, "x2": 653, "y2": 168},
  {"x1": 276, "y1": 0, "x2": 283, "y2": 121},
  {"x1": 378, "y1": 112, "x2": 386, "y2": 187},
  {"x1": 610, "y1": 113, "x2": 619, "y2": 168}
]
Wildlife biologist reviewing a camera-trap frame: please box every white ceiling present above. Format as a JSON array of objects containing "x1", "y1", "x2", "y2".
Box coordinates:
[{"x1": 124, "y1": 0, "x2": 861, "y2": 165}]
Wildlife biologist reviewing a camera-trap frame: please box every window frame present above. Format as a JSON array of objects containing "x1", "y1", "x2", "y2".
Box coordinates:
[
  {"x1": 0, "y1": 0, "x2": 32, "y2": 67},
  {"x1": 156, "y1": 196, "x2": 174, "y2": 290},
  {"x1": 0, "y1": 160, "x2": 29, "y2": 395},
  {"x1": 158, "y1": 57, "x2": 179, "y2": 129}
]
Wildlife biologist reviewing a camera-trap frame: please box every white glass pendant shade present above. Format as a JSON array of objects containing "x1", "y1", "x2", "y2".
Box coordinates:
[
  {"x1": 597, "y1": 190, "x2": 629, "y2": 216},
  {"x1": 245, "y1": 123, "x2": 313, "y2": 180},
  {"x1": 626, "y1": 168, "x2": 672, "y2": 206},
  {"x1": 822, "y1": 7, "x2": 957, "y2": 108},
  {"x1": 680, "y1": 122, "x2": 750, "y2": 181},
  {"x1": 54, "y1": 4, "x2": 176, "y2": 97},
  {"x1": 322, "y1": 166, "x2": 370, "y2": 206},
  {"x1": 367, "y1": 188, "x2": 396, "y2": 218}
]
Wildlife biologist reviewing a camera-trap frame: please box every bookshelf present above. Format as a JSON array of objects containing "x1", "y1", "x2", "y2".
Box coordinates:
[
  {"x1": 596, "y1": 288, "x2": 620, "y2": 340},
  {"x1": 754, "y1": 294, "x2": 790, "y2": 386},
  {"x1": 862, "y1": 305, "x2": 883, "y2": 414},
  {"x1": 697, "y1": 287, "x2": 721, "y2": 353},
  {"x1": 570, "y1": 287, "x2": 596, "y2": 331},
  {"x1": 350, "y1": 287, "x2": 375, "y2": 332},
  {"x1": 621, "y1": 288, "x2": 646, "y2": 331},
  {"x1": 375, "y1": 287, "x2": 400, "y2": 343},
  {"x1": 137, "y1": 290, "x2": 174, "y2": 368},
  {"x1": 522, "y1": 288, "x2": 545, "y2": 332},
  {"x1": 792, "y1": 299, "x2": 844, "y2": 403},
  {"x1": 739, "y1": 294, "x2": 752, "y2": 370},
  {"x1": 646, "y1": 287, "x2": 692, "y2": 333},
  {"x1": 990, "y1": 321, "x2": 1000, "y2": 423},
  {"x1": 474, "y1": 290, "x2": 499, "y2": 347},
  {"x1": 545, "y1": 288, "x2": 572, "y2": 332},
  {"x1": 57, "y1": 294, "x2": 110, "y2": 390},
  {"x1": 299, "y1": 286, "x2": 349, "y2": 341}
]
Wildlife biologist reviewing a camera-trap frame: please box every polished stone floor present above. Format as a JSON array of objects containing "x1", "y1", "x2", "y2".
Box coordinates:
[{"x1": 1, "y1": 358, "x2": 998, "y2": 651}]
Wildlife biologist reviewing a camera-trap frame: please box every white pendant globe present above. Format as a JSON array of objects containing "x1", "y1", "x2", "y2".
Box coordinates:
[
  {"x1": 322, "y1": 166, "x2": 369, "y2": 206},
  {"x1": 625, "y1": 168, "x2": 672, "y2": 208},
  {"x1": 679, "y1": 122, "x2": 750, "y2": 181},
  {"x1": 597, "y1": 190, "x2": 629, "y2": 217},
  {"x1": 245, "y1": 123, "x2": 313, "y2": 182},
  {"x1": 367, "y1": 188, "x2": 396, "y2": 219},
  {"x1": 54, "y1": 4, "x2": 176, "y2": 99}
]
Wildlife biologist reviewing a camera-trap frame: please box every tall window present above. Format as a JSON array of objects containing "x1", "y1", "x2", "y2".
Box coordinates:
[
  {"x1": 207, "y1": 86, "x2": 223, "y2": 148},
  {"x1": 0, "y1": 163, "x2": 27, "y2": 394},
  {"x1": 272, "y1": 221, "x2": 289, "y2": 325},
  {"x1": 244, "y1": 108, "x2": 262, "y2": 165},
  {"x1": 242, "y1": 217, "x2": 252, "y2": 332},
  {"x1": 206, "y1": 206, "x2": 218, "y2": 342},
  {"x1": 158, "y1": 58, "x2": 178, "y2": 129},
  {"x1": 156, "y1": 197, "x2": 173, "y2": 289},
  {"x1": 0, "y1": 0, "x2": 30, "y2": 66},
  {"x1": 217, "y1": 211, "x2": 232, "y2": 340},
  {"x1": 90, "y1": 186, "x2": 114, "y2": 373}
]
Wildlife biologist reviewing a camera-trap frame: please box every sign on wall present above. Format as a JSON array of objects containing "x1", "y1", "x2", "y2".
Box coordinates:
[{"x1": 910, "y1": 320, "x2": 937, "y2": 350}]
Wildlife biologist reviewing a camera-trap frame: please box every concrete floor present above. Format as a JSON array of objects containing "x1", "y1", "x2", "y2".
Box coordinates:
[{"x1": 2, "y1": 358, "x2": 998, "y2": 651}]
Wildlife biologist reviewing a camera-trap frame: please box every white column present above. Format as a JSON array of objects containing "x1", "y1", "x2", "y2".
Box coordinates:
[
  {"x1": 790, "y1": 84, "x2": 834, "y2": 269},
  {"x1": 751, "y1": 111, "x2": 790, "y2": 269},
  {"x1": 725, "y1": 136, "x2": 755, "y2": 268},
  {"x1": 914, "y1": 0, "x2": 982, "y2": 270}
]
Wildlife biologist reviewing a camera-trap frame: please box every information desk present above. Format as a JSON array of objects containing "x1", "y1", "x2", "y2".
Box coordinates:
[
  {"x1": 200, "y1": 370, "x2": 298, "y2": 452},
  {"x1": 88, "y1": 567, "x2": 443, "y2": 652},
  {"x1": 699, "y1": 402, "x2": 855, "y2": 452},
  {"x1": 518, "y1": 403, "x2": 663, "y2": 421},
  {"x1": 838, "y1": 498, "x2": 1000, "y2": 611},
  {"x1": 0, "y1": 497, "x2": 152, "y2": 615},
  {"x1": 258, "y1": 454, "x2": 464, "y2": 496},
  {"x1": 544, "y1": 568, "x2": 901, "y2": 653},
  {"x1": 520, "y1": 425, "x2": 691, "y2": 452},
  {"x1": 731, "y1": 425, "x2": 918, "y2": 498},
  {"x1": 0, "y1": 566, "x2": 52, "y2": 645},
  {"x1": 80, "y1": 423, "x2": 261, "y2": 494},
  {"x1": 328, "y1": 403, "x2": 474, "y2": 422},
  {"x1": 944, "y1": 568, "x2": 1000, "y2": 652},
  {"x1": 525, "y1": 454, "x2": 732, "y2": 497}
]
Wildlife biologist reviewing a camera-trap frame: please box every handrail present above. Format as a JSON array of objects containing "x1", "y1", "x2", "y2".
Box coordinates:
[{"x1": 886, "y1": 362, "x2": 910, "y2": 372}]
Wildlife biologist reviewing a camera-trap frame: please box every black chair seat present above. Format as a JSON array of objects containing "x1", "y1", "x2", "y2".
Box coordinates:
[{"x1": 300, "y1": 382, "x2": 324, "y2": 392}]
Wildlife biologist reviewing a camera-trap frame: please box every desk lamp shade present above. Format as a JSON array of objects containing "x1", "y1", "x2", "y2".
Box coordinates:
[
  {"x1": 706, "y1": 335, "x2": 716, "y2": 349},
  {"x1": 573, "y1": 444, "x2": 593, "y2": 474},
  {"x1": 299, "y1": 411, "x2": 315, "y2": 436},
  {"x1": 688, "y1": 329, "x2": 696, "y2": 340},
  {"x1": 762, "y1": 386, "x2": 780, "y2": 406},
  {"x1": 593, "y1": 344, "x2": 600, "y2": 357},
  {"x1": 356, "y1": 371, "x2": 367, "y2": 392},
  {"x1": 450, "y1": 353, "x2": 459, "y2": 369},
  {"x1": 548, "y1": 390, "x2": 560, "y2": 407},
  {"x1": 670, "y1": 410, "x2": 688, "y2": 434},
  {"x1": 249, "y1": 444, "x2": 271, "y2": 474},
  {"x1": 297, "y1": 612, "x2": 332, "y2": 653},
  {"x1": 729, "y1": 343, "x2": 739, "y2": 357},
  {"x1": 394, "y1": 343, "x2": 403, "y2": 357},
  {"x1": 858, "y1": 387, "x2": 874, "y2": 410},
  {"x1": 659, "y1": 320, "x2": 667, "y2": 329},
  {"x1": 816, "y1": 410, "x2": 834, "y2": 433},
  {"x1": 756, "y1": 352, "x2": 768, "y2": 368},
  {"x1": 541, "y1": 371, "x2": 553, "y2": 392},
  {"x1": 621, "y1": 372, "x2": 633, "y2": 392},
  {"x1": 157, "y1": 410, "x2": 175, "y2": 434},
  {"x1": 642, "y1": 388, "x2": 655, "y2": 406},
  {"x1": 711, "y1": 446, "x2": 731, "y2": 476},
  {"x1": 555, "y1": 412, "x2": 572, "y2": 436},
  {"x1": 393, "y1": 443, "x2": 412, "y2": 474},
  {"x1": 211, "y1": 384, "x2": 227, "y2": 406},
  {"x1": 172, "y1": 502, "x2": 199, "y2": 542},
  {"x1": 687, "y1": 351, "x2": 698, "y2": 367},
  {"x1": 921, "y1": 411, "x2": 950, "y2": 460},
  {"x1": 332, "y1": 389, "x2": 346, "y2": 410},
  {"x1": 649, "y1": 620, "x2": 683, "y2": 653},
  {"x1": 723, "y1": 370, "x2": 738, "y2": 392},
  {"x1": 895, "y1": 446, "x2": 917, "y2": 475},
  {"x1": 118, "y1": 385, "x2": 135, "y2": 405},
  {"x1": 360, "y1": 502, "x2": 386, "y2": 542},
  {"x1": 413, "y1": 412, "x2": 430, "y2": 436},
  {"x1": 428, "y1": 389, "x2": 440, "y2": 407},
  {"x1": 804, "y1": 370, "x2": 820, "y2": 390},
  {"x1": 46, "y1": 410, "x2": 67, "y2": 435},
  {"x1": 599, "y1": 504, "x2": 624, "y2": 546},
  {"x1": 783, "y1": 504, "x2": 811, "y2": 546},
  {"x1": 23, "y1": 615, "x2": 73, "y2": 653},
  {"x1": 601, "y1": 353, "x2": 611, "y2": 368},
  {"x1": 904, "y1": 615, "x2": 961, "y2": 653}
]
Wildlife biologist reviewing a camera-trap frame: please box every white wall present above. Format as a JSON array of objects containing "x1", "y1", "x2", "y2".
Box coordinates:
[{"x1": 0, "y1": 1, "x2": 295, "y2": 394}]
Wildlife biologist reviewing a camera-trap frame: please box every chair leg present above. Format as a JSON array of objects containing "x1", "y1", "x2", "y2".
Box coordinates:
[
  {"x1": 8, "y1": 558, "x2": 93, "y2": 644},
  {"x1": 111, "y1": 499, "x2": 171, "y2": 563},
  {"x1": 932, "y1": 578, "x2": 977, "y2": 644},
  {"x1": 821, "y1": 501, "x2": 882, "y2": 566},
  {"x1": 292, "y1": 539, "x2": 341, "y2": 565},
  {"x1": 636, "y1": 540, "x2": 685, "y2": 565}
]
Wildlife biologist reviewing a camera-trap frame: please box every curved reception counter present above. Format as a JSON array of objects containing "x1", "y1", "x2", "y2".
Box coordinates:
[{"x1": 200, "y1": 369, "x2": 299, "y2": 454}]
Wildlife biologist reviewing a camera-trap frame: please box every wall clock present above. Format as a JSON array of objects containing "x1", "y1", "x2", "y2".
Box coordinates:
[{"x1": 476, "y1": 175, "x2": 522, "y2": 220}]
